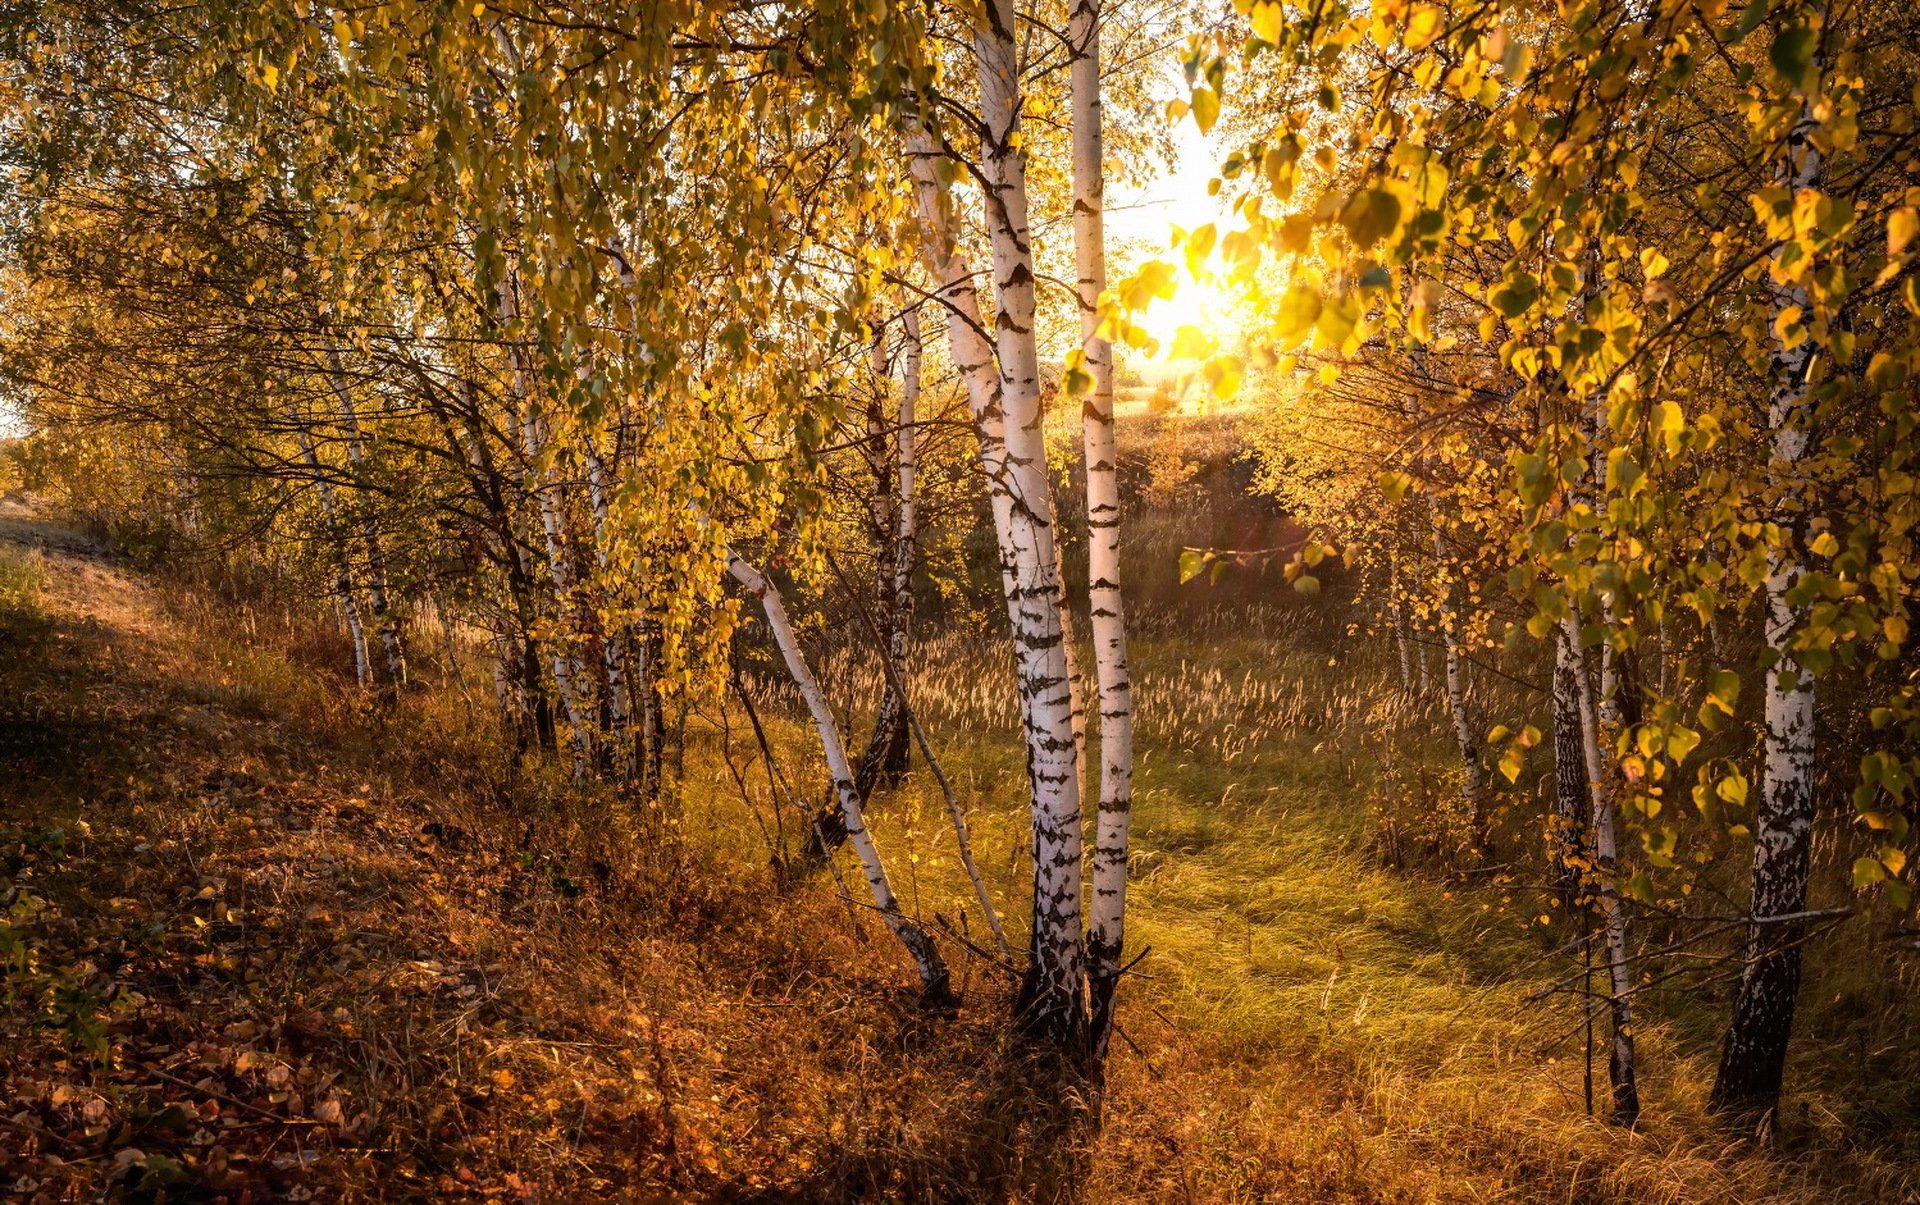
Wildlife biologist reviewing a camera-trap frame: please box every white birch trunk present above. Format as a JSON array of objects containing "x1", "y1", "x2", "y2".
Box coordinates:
[
  {"x1": 583, "y1": 439, "x2": 637, "y2": 780},
  {"x1": 897, "y1": 121, "x2": 1044, "y2": 779},
  {"x1": 727, "y1": 553, "x2": 951, "y2": 1000},
  {"x1": 522, "y1": 402, "x2": 593, "y2": 778},
  {"x1": 324, "y1": 354, "x2": 407, "y2": 693},
  {"x1": 1561, "y1": 613, "x2": 1640, "y2": 1122},
  {"x1": 855, "y1": 313, "x2": 914, "y2": 799},
  {"x1": 1069, "y1": 0, "x2": 1134, "y2": 1050},
  {"x1": 295, "y1": 423, "x2": 371, "y2": 689},
  {"x1": 884, "y1": 307, "x2": 921, "y2": 716},
  {"x1": 1389, "y1": 555, "x2": 1414, "y2": 694},
  {"x1": 1433, "y1": 524, "x2": 1487, "y2": 850},
  {"x1": 1712, "y1": 76, "x2": 1823, "y2": 1117},
  {"x1": 1549, "y1": 625, "x2": 1592, "y2": 909},
  {"x1": 892, "y1": 309, "x2": 922, "y2": 671},
  {"x1": 965, "y1": 0, "x2": 1089, "y2": 1038},
  {"x1": 496, "y1": 277, "x2": 593, "y2": 776}
]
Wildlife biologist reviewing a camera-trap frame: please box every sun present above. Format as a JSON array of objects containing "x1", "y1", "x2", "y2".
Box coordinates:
[{"x1": 1135, "y1": 272, "x2": 1239, "y2": 360}]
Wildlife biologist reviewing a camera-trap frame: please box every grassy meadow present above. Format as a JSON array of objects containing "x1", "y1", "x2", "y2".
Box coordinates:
[{"x1": 4, "y1": 407, "x2": 1916, "y2": 1202}]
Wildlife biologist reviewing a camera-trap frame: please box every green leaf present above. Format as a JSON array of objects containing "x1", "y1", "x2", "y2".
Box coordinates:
[
  {"x1": 1853, "y1": 856, "x2": 1887, "y2": 889},
  {"x1": 1515, "y1": 452, "x2": 1552, "y2": 506},
  {"x1": 1489, "y1": 272, "x2": 1539, "y2": 318},
  {"x1": 1666, "y1": 725, "x2": 1700, "y2": 765},
  {"x1": 1178, "y1": 549, "x2": 1205, "y2": 584},
  {"x1": 1769, "y1": 25, "x2": 1817, "y2": 85}
]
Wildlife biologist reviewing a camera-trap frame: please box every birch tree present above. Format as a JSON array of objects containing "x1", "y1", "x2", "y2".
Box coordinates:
[
  {"x1": 1067, "y1": 0, "x2": 1135, "y2": 1052},
  {"x1": 1710, "y1": 16, "x2": 1826, "y2": 1117},
  {"x1": 324, "y1": 350, "x2": 408, "y2": 696},
  {"x1": 728, "y1": 553, "x2": 952, "y2": 1001},
  {"x1": 854, "y1": 310, "x2": 917, "y2": 801}
]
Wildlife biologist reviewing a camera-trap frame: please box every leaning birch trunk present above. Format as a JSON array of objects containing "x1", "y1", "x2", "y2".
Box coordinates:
[
  {"x1": 295, "y1": 422, "x2": 371, "y2": 689},
  {"x1": 965, "y1": 0, "x2": 1089, "y2": 1041},
  {"x1": 900, "y1": 121, "x2": 1026, "y2": 685},
  {"x1": 1069, "y1": 0, "x2": 1134, "y2": 1056},
  {"x1": 1562, "y1": 614, "x2": 1640, "y2": 1123},
  {"x1": 324, "y1": 354, "x2": 407, "y2": 696},
  {"x1": 855, "y1": 315, "x2": 913, "y2": 801},
  {"x1": 582, "y1": 439, "x2": 637, "y2": 781},
  {"x1": 1711, "y1": 70, "x2": 1824, "y2": 1120},
  {"x1": 728, "y1": 553, "x2": 951, "y2": 1001}
]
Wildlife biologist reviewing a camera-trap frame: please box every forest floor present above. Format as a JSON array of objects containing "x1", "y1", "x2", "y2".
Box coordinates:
[{"x1": 3, "y1": 496, "x2": 1916, "y2": 1203}]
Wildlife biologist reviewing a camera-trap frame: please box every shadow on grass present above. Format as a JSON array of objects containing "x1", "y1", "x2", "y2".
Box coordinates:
[{"x1": 723, "y1": 1042, "x2": 1103, "y2": 1204}]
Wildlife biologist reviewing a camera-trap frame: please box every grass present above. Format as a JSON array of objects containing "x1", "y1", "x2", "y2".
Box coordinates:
[
  {"x1": 5, "y1": 498, "x2": 1918, "y2": 1202},
  {"x1": 715, "y1": 602, "x2": 1920, "y2": 1202},
  {"x1": 0, "y1": 541, "x2": 45, "y2": 612}
]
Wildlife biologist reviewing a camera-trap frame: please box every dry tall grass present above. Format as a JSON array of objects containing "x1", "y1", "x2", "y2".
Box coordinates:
[{"x1": 6, "y1": 496, "x2": 1917, "y2": 1202}]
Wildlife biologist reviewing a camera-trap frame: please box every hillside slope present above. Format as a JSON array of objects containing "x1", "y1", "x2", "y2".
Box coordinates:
[{"x1": 4, "y1": 500, "x2": 1912, "y2": 1203}]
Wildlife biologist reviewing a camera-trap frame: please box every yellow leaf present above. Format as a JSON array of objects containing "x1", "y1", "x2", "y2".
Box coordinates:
[
  {"x1": 1404, "y1": 4, "x2": 1444, "y2": 51},
  {"x1": 1772, "y1": 304, "x2": 1804, "y2": 348},
  {"x1": 1185, "y1": 223, "x2": 1217, "y2": 279},
  {"x1": 1890, "y1": 207, "x2": 1918, "y2": 258},
  {"x1": 1169, "y1": 324, "x2": 1216, "y2": 361},
  {"x1": 1207, "y1": 354, "x2": 1244, "y2": 398},
  {"x1": 1190, "y1": 88, "x2": 1220, "y2": 135},
  {"x1": 1251, "y1": 0, "x2": 1283, "y2": 44}
]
